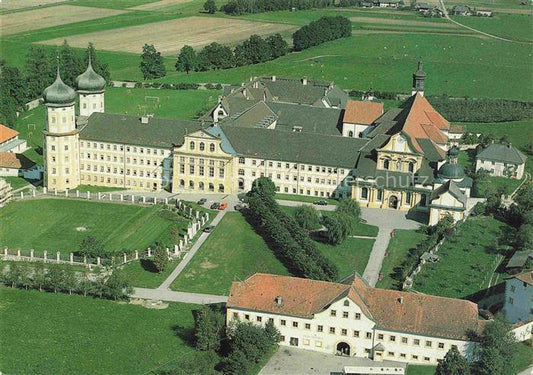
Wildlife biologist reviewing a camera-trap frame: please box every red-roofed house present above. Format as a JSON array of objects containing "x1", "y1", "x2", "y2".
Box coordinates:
[
  {"x1": 0, "y1": 152, "x2": 36, "y2": 177},
  {"x1": 227, "y1": 273, "x2": 485, "y2": 365},
  {"x1": 342, "y1": 100, "x2": 384, "y2": 138},
  {"x1": 0, "y1": 124, "x2": 28, "y2": 153}
]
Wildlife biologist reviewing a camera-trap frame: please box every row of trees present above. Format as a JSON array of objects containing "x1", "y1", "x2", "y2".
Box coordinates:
[
  {"x1": 220, "y1": 0, "x2": 336, "y2": 15},
  {"x1": 175, "y1": 34, "x2": 288, "y2": 75},
  {"x1": 436, "y1": 317, "x2": 519, "y2": 375},
  {"x1": 292, "y1": 16, "x2": 351, "y2": 51},
  {"x1": 246, "y1": 177, "x2": 339, "y2": 281},
  {"x1": 1, "y1": 262, "x2": 132, "y2": 300},
  {"x1": 0, "y1": 42, "x2": 110, "y2": 127}
]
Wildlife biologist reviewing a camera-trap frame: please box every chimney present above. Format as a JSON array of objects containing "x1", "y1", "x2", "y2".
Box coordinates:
[
  {"x1": 275, "y1": 296, "x2": 283, "y2": 307},
  {"x1": 272, "y1": 75, "x2": 276, "y2": 82},
  {"x1": 302, "y1": 77, "x2": 308, "y2": 85}
]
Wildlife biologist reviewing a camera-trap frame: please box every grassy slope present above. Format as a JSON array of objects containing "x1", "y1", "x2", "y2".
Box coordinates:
[
  {"x1": 171, "y1": 212, "x2": 290, "y2": 295},
  {"x1": 0, "y1": 199, "x2": 188, "y2": 253},
  {"x1": 315, "y1": 237, "x2": 374, "y2": 280},
  {"x1": 452, "y1": 13, "x2": 533, "y2": 42},
  {"x1": 120, "y1": 258, "x2": 178, "y2": 288},
  {"x1": 413, "y1": 216, "x2": 511, "y2": 299},
  {"x1": 0, "y1": 286, "x2": 203, "y2": 375},
  {"x1": 377, "y1": 229, "x2": 428, "y2": 290},
  {"x1": 406, "y1": 365, "x2": 437, "y2": 375},
  {"x1": 2, "y1": 176, "x2": 32, "y2": 190}
]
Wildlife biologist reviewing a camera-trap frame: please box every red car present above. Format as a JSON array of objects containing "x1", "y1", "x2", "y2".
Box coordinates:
[{"x1": 219, "y1": 202, "x2": 227, "y2": 210}]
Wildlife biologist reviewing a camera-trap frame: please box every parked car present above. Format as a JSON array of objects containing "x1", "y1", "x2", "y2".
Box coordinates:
[
  {"x1": 197, "y1": 198, "x2": 207, "y2": 205},
  {"x1": 210, "y1": 202, "x2": 220, "y2": 209},
  {"x1": 219, "y1": 202, "x2": 227, "y2": 210},
  {"x1": 203, "y1": 225, "x2": 215, "y2": 233},
  {"x1": 314, "y1": 200, "x2": 328, "y2": 206}
]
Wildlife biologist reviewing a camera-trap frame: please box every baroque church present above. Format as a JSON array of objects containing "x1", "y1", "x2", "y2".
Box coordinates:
[{"x1": 43, "y1": 60, "x2": 471, "y2": 225}]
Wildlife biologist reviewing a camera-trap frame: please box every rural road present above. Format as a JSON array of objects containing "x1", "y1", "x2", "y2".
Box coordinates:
[{"x1": 132, "y1": 287, "x2": 227, "y2": 304}]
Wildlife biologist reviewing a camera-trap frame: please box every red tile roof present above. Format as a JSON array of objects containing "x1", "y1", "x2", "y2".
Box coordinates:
[
  {"x1": 0, "y1": 124, "x2": 19, "y2": 144},
  {"x1": 343, "y1": 100, "x2": 384, "y2": 125},
  {"x1": 0, "y1": 152, "x2": 35, "y2": 170},
  {"x1": 228, "y1": 273, "x2": 484, "y2": 340}
]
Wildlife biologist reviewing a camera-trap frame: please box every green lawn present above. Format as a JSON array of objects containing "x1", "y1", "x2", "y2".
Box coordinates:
[
  {"x1": 412, "y1": 216, "x2": 511, "y2": 299},
  {"x1": 275, "y1": 193, "x2": 339, "y2": 205},
  {"x1": 516, "y1": 340, "x2": 533, "y2": 372},
  {"x1": 171, "y1": 212, "x2": 290, "y2": 295},
  {"x1": 0, "y1": 286, "x2": 206, "y2": 375},
  {"x1": 315, "y1": 237, "x2": 374, "y2": 280},
  {"x1": 452, "y1": 13, "x2": 533, "y2": 42},
  {"x1": 377, "y1": 229, "x2": 428, "y2": 290},
  {"x1": 2, "y1": 176, "x2": 32, "y2": 190},
  {"x1": 406, "y1": 365, "x2": 436, "y2": 375},
  {"x1": 0, "y1": 199, "x2": 189, "y2": 254},
  {"x1": 120, "y1": 258, "x2": 177, "y2": 288}
]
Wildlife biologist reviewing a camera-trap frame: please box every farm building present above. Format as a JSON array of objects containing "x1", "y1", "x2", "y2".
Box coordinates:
[
  {"x1": 451, "y1": 5, "x2": 471, "y2": 15},
  {"x1": 475, "y1": 9, "x2": 493, "y2": 16},
  {"x1": 507, "y1": 250, "x2": 533, "y2": 274},
  {"x1": 43, "y1": 60, "x2": 473, "y2": 225},
  {"x1": 475, "y1": 142, "x2": 527, "y2": 179},
  {"x1": 0, "y1": 152, "x2": 36, "y2": 177},
  {"x1": 0, "y1": 124, "x2": 28, "y2": 153},
  {"x1": 504, "y1": 271, "x2": 533, "y2": 324}
]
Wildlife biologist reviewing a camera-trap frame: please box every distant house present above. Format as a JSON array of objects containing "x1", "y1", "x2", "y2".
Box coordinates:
[
  {"x1": 416, "y1": 2, "x2": 432, "y2": 11},
  {"x1": 507, "y1": 250, "x2": 533, "y2": 274},
  {"x1": 0, "y1": 152, "x2": 36, "y2": 177},
  {"x1": 475, "y1": 9, "x2": 493, "y2": 16},
  {"x1": 448, "y1": 124, "x2": 465, "y2": 141},
  {"x1": 451, "y1": 5, "x2": 471, "y2": 15},
  {"x1": 360, "y1": 1, "x2": 374, "y2": 7},
  {"x1": 376, "y1": 0, "x2": 400, "y2": 7},
  {"x1": 475, "y1": 143, "x2": 527, "y2": 179},
  {"x1": 504, "y1": 271, "x2": 533, "y2": 324},
  {"x1": 0, "y1": 124, "x2": 28, "y2": 154}
]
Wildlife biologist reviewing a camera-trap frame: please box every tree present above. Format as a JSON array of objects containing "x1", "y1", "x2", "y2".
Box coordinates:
[
  {"x1": 85, "y1": 42, "x2": 111, "y2": 83},
  {"x1": 171, "y1": 224, "x2": 180, "y2": 245},
  {"x1": 228, "y1": 322, "x2": 273, "y2": 364},
  {"x1": 197, "y1": 42, "x2": 235, "y2": 71},
  {"x1": 24, "y1": 45, "x2": 54, "y2": 99},
  {"x1": 516, "y1": 224, "x2": 533, "y2": 249},
  {"x1": 477, "y1": 317, "x2": 517, "y2": 375},
  {"x1": 223, "y1": 349, "x2": 250, "y2": 375},
  {"x1": 264, "y1": 320, "x2": 281, "y2": 344},
  {"x1": 265, "y1": 34, "x2": 289, "y2": 59},
  {"x1": 234, "y1": 35, "x2": 271, "y2": 66},
  {"x1": 336, "y1": 199, "x2": 361, "y2": 221},
  {"x1": 78, "y1": 268, "x2": 93, "y2": 297},
  {"x1": 434, "y1": 213, "x2": 454, "y2": 237},
  {"x1": 323, "y1": 213, "x2": 351, "y2": 245},
  {"x1": 58, "y1": 40, "x2": 84, "y2": 87},
  {"x1": 248, "y1": 177, "x2": 276, "y2": 198},
  {"x1": 175, "y1": 45, "x2": 198, "y2": 74},
  {"x1": 62, "y1": 267, "x2": 78, "y2": 295},
  {"x1": 194, "y1": 306, "x2": 225, "y2": 351},
  {"x1": 33, "y1": 262, "x2": 46, "y2": 292},
  {"x1": 79, "y1": 235, "x2": 105, "y2": 258},
  {"x1": 153, "y1": 242, "x2": 168, "y2": 273},
  {"x1": 203, "y1": 0, "x2": 217, "y2": 13},
  {"x1": 104, "y1": 270, "x2": 132, "y2": 300},
  {"x1": 140, "y1": 44, "x2": 166, "y2": 80},
  {"x1": 294, "y1": 205, "x2": 320, "y2": 231},
  {"x1": 436, "y1": 346, "x2": 471, "y2": 375},
  {"x1": 0, "y1": 61, "x2": 27, "y2": 127},
  {"x1": 47, "y1": 264, "x2": 64, "y2": 293}
]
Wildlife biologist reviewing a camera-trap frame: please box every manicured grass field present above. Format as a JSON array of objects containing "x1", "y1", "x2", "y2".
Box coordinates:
[
  {"x1": 406, "y1": 365, "x2": 436, "y2": 375},
  {"x1": 275, "y1": 193, "x2": 339, "y2": 205},
  {"x1": 0, "y1": 199, "x2": 188, "y2": 254},
  {"x1": 2, "y1": 176, "x2": 32, "y2": 190},
  {"x1": 0, "y1": 286, "x2": 204, "y2": 374},
  {"x1": 315, "y1": 237, "x2": 374, "y2": 280},
  {"x1": 412, "y1": 216, "x2": 511, "y2": 299},
  {"x1": 171, "y1": 212, "x2": 290, "y2": 295},
  {"x1": 377, "y1": 229, "x2": 428, "y2": 290},
  {"x1": 120, "y1": 258, "x2": 177, "y2": 288}
]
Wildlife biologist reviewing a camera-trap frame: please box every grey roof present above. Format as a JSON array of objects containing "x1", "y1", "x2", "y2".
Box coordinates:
[
  {"x1": 76, "y1": 60, "x2": 106, "y2": 92},
  {"x1": 205, "y1": 125, "x2": 236, "y2": 155},
  {"x1": 418, "y1": 138, "x2": 445, "y2": 162},
  {"x1": 476, "y1": 143, "x2": 527, "y2": 164},
  {"x1": 79, "y1": 112, "x2": 202, "y2": 148},
  {"x1": 507, "y1": 250, "x2": 533, "y2": 269},
  {"x1": 431, "y1": 180, "x2": 467, "y2": 207},
  {"x1": 220, "y1": 125, "x2": 367, "y2": 168},
  {"x1": 438, "y1": 162, "x2": 465, "y2": 179},
  {"x1": 43, "y1": 69, "x2": 76, "y2": 106},
  {"x1": 366, "y1": 108, "x2": 403, "y2": 138}
]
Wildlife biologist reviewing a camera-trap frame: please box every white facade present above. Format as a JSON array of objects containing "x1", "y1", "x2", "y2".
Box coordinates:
[
  {"x1": 504, "y1": 276, "x2": 533, "y2": 324},
  {"x1": 227, "y1": 296, "x2": 475, "y2": 365},
  {"x1": 475, "y1": 158, "x2": 525, "y2": 179},
  {"x1": 79, "y1": 91, "x2": 105, "y2": 117},
  {"x1": 342, "y1": 122, "x2": 372, "y2": 138}
]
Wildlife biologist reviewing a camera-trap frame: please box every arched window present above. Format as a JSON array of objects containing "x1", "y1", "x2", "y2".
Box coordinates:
[
  {"x1": 361, "y1": 187, "x2": 368, "y2": 200},
  {"x1": 348, "y1": 131, "x2": 354, "y2": 137},
  {"x1": 199, "y1": 142, "x2": 205, "y2": 151},
  {"x1": 189, "y1": 180, "x2": 194, "y2": 189},
  {"x1": 199, "y1": 182, "x2": 204, "y2": 190},
  {"x1": 383, "y1": 159, "x2": 390, "y2": 170},
  {"x1": 189, "y1": 141, "x2": 195, "y2": 150},
  {"x1": 179, "y1": 179, "x2": 185, "y2": 187},
  {"x1": 208, "y1": 183, "x2": 214, "y2": 192},
  {"x1": 408, "y1": 161, "x2": 415, "y2": 173},
  {"x1": 217, "y1": 110, "x2": 224, "y2": 116},
  {"x1": 218, "y1": 184, "x2": 224, "y2": 193},
  {"x1": 209, "y1": 143, "x2": 215, "y2": 152}
]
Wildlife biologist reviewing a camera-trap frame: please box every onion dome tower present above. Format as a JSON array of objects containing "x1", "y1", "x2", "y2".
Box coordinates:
[
  {"x1": 43, "y1": 64, "x2": 80, "y2": 192},
  {"x1": 438, "y1": 146, "x2": 465, "y2": 181},
  {"x1": 412, "y1": 58, "x2": 426, "y2": 97},
  {"x1": 76, "y1": 56, "x2": 106, "y2": 117}
]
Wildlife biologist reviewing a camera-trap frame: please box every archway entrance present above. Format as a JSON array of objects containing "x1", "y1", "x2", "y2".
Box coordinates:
[
  {"x1": 336, "y1": 342, "x2": 350, "y2": 356},
  {"x1": 238, "y1": 178, "x2": 244, "y2": 191},
  {"x1": 389, "y1": 195, "x2": 398, "y2": 209}
]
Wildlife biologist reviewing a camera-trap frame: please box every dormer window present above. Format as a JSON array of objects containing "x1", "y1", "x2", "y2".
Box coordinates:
[
  {"x1": 343, "y1": 300, "x2": 349, "y2": 307},
  {"x1": 292, "y1": 126, "x2": 303, "y2": 133}
]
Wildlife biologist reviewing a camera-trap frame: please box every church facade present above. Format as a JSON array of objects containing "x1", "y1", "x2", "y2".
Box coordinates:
[{"x1": 43, "y1": 61, "x2": 472, "y2": 225}]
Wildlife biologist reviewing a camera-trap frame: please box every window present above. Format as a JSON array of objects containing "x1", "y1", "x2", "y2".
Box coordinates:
[
  {"x1": 189, "y1": 141, "x2": 195, "y2": 150},
  {"x1": 199, "y1": 142, "x2": 205, "y2": 151},
  {"x1": 414, "y1": 339, "x2": 420, "y2": 346},
  {"x1": 383, "y1": 159, "x2": 389, "y2": 169},
  {"x1": 412, "y1": 355, "x2": 419, "y2": 360},
  {"x1": 330, "y1": 310, "x2": 336, "y2": 317},
  {"x1": 315, "y1": 341, "x2": 322, "y2": 348},
  {"x1": 355, "y1": 313, "x2": 361, "y2": 320},
  {"x1": 348, "y1": 130, "x2": 354, "y2": 137},
  {"x1": 400, "y1": 353, "x2": 406, "y2": 359},
  {"x1": 406, "y1": 192, "x2": 412, "y2": 204},
  {"x1": 305, "y1": 323, "x2": 311, "y2": 330},
  {"x1": 401, "y1": 337, "x2": 408, "y2": 344},
  {"x1": 232, "y1": 312, "x2": 238, "y2": 320},
  {"x1": 361, "y1": 187, "x2": 368, "y2": 200},
  {"x1": 388, "y1": 352, "x2": 395, "y2": 357},
  {"x1": 238, "y1": 157, "x2": 245, "y2": 164},
  {"x1": 268, "y1": 318, "x2": 274, "y2": 324},
  {"x1": 329, "y1": 327, "x2": 335, "y2": 334},
  {"x1": 317, "y1": 325, "x2": 323, "y2": 332},
  {"x1": 438, "y1": 342, "x2": 445, "y2": 349},
  {"x1": 510, "y1": 285, "x2": 516, "y2": 292},
  {"x1": 409, "y1": 161, "x2": 415, "y2": 173},
  {"x1": 292, "y1": 321, "x2": 298, "y2": 328},
  {"x1": 378, "y1": 334, "x2": 384, "y2": 340},
  {"x1": 425, "y1": 340, "x2": 432, "y2": 347},
  {"x1": 366, "y1": 332, "x2": 372, "y2": 339},
  {"x1": 377, "y1": 189, "x2": 383, "y2": 201},
  {"x1": 341, "y1": 329, "x2": 347, "y2": 336},
  {"x1": 353, "y1": 330, "x2": 360, "y2": 337},
  {"x1": 256, "y1": 316, "x2": 262, "y2": 322},
  {"x1": 244, "y1": 314, "x2": 250, "y2": 321},
  {"x1": 424, "y1": 357, "x2": 430, "y2": 362},
  {"x1": 280, "y1": 335, "x2": 285, "y2": 342},
  {"x1": 280, "y1": 320, "x2": 286, "y2": 326},
  {"x1": 342, "y1": 312, "x2": 349, "y2": 318},
  {"x1": 390, "y1": 335, "x2": 396, "y2": 342},
  {"x1": 252, "y1": 160, "x2": 257, "y2": 166}
]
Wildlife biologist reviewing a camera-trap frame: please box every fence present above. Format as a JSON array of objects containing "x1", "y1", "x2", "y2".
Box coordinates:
[{"x1": 3, "y1": 192, "x2": 211, "y2": 268}]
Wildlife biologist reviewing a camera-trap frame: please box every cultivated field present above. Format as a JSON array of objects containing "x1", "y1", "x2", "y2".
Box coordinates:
[
  {"x1": 0, "y1": 5, "x2": 127, "y2": 35},
  {"x1": 0, "y1": 0, "x2": 68, "y2": 11},
  {"x1": 349, "y1": 16, "x2": 459, "y2": 28},
  {"x1": 40, "y1": 16, "x2": 295, "y2": 55},
  {"x1": 128, "y1": 0, "x2": 193, "y2": 11}
]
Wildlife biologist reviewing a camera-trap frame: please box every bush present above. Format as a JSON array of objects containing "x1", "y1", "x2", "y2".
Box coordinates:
[
  {"x1": 294, "y1": 205, "x2": 321, "y2": 231},
  {"x1": 79, "y1": 235, "x2": 106, "y2": 258}
]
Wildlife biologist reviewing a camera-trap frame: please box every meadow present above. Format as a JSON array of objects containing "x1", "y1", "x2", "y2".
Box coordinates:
[
  {"x1": 0, "y1": 286, "x2": 204, "y2": 374},
  {"x1": 0, "y1": 199, "x2": 188, "y2": 254},
  {"x1": 452, "y1": 13, "x2": 533, "y2": 42}
]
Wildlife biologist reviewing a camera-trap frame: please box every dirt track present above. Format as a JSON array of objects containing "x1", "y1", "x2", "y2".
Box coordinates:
[
  {"x1": 349, "y1": 16, "x2": 458, "y2": 28},
  {"x1": 128, "y1": 0, "x2": 193, "y2": 11},
  {"x1": 1, "y1": 5, "x2": 127, "y2": 35},
  {"x1": 40, "y1": 16, "x2": 295, "y2": 55},
  {"x1": 0, "y1": 0, "x2": 68, "y2": 11}
]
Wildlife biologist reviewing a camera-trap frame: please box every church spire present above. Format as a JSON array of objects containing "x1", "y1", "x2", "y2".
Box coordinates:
[{"x1": 412, "y1": 58, "x2": 426, "y2": 97}]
